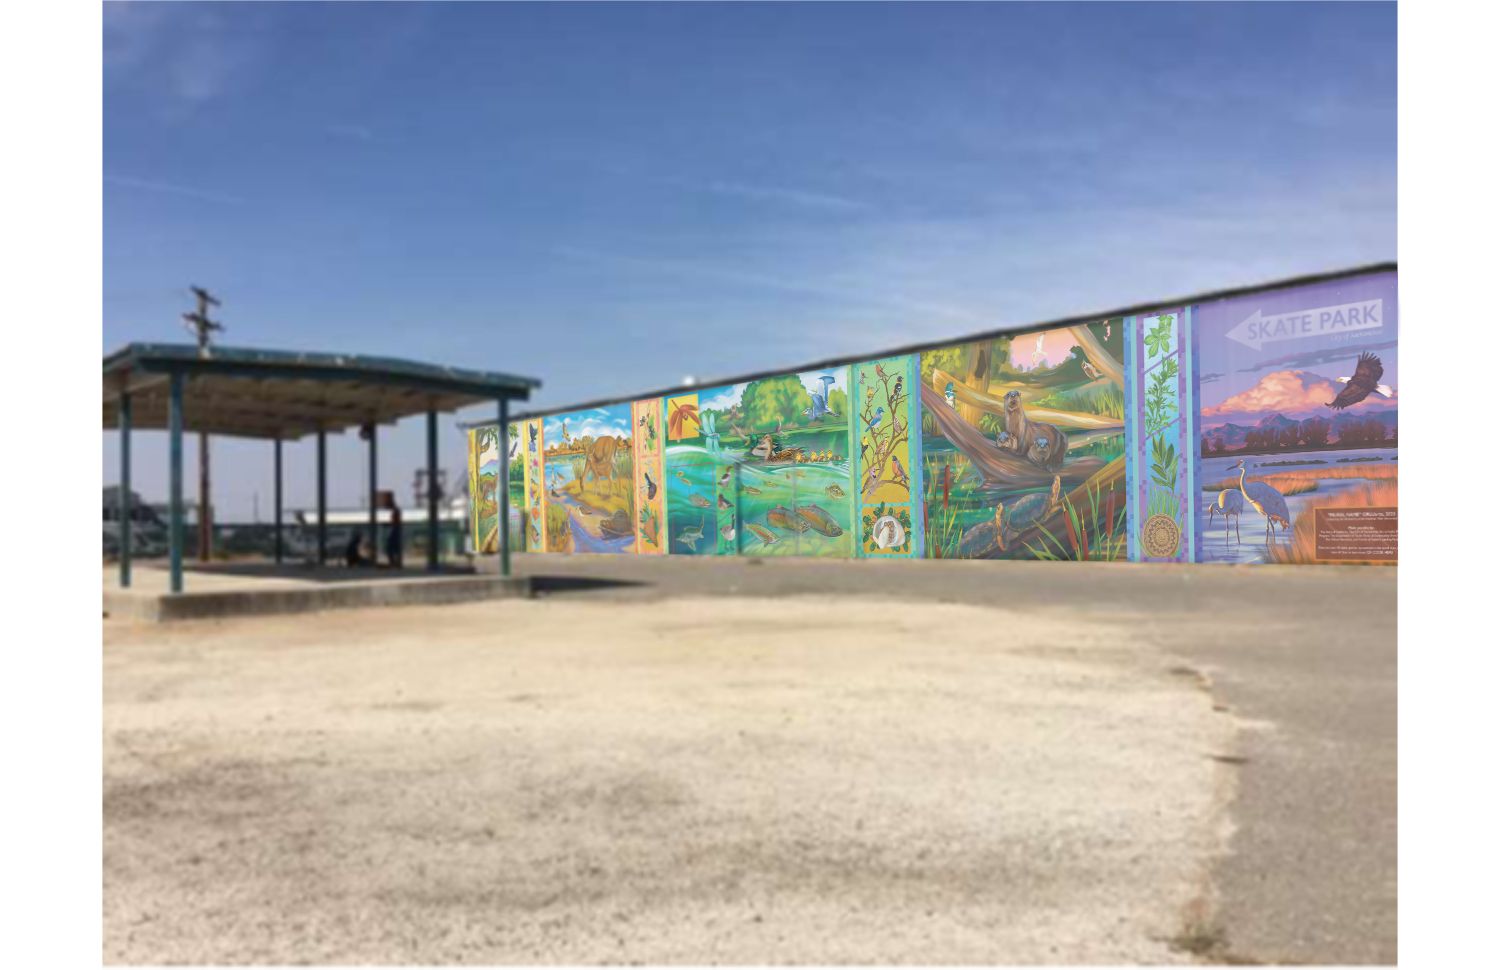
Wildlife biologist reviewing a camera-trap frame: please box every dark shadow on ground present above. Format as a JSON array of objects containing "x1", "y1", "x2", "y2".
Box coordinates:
[
  {"x1": 529, "y1": 575, "x2": 649, "y2": 596},
  {"x1": 173, "y1": 560, "x2": 477, "y2": 583}
]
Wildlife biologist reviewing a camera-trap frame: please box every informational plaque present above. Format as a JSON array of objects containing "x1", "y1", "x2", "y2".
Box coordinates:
[{"x1": 1314, "y1": 507, "x2": 1397, "y2": 562}]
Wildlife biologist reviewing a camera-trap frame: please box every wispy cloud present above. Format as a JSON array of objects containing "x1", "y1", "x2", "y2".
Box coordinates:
[
  {"x1": 104, "y1": 174, "x2": 245, "y2": 205},
  {"x1": 1236, "y1": 340, "x2": 1398, "y2": 375},
  {"x1": 550, "y1": 244, "x2": 982, "y2": 323},
  {"x1": 104, "y1": 3, "x2": 261, "y2": 113},
  {"x1": 697, "y1": 179, "x2": 871, "y2": 213}
]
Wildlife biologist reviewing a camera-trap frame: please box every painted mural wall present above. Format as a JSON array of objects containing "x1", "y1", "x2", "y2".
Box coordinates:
[{"x1": 469, "y1": 269, "x2": 1396, "y2": 566}]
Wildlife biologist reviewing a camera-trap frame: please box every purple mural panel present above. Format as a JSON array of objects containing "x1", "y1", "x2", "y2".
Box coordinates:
[{"x1": 1193, "y1": 271, "x2": 1398, "y2": 564}]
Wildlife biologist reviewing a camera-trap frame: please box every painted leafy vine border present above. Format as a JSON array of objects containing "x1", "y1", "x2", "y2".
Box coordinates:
[{"x1": 1141, "y1": 313, "x2": 1183, "y2": 553}]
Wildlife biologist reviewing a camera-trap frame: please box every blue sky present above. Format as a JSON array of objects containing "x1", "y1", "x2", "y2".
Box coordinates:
[
  {"x1": 104, "y1": 1, "x2": 1395, "y2": 519},
  {"x1": 543, "y1": 404, "x2": 633, "y2": 447}
]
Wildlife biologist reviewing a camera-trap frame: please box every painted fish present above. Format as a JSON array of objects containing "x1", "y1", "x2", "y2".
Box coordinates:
[
  {"x1": 795, "y1": 504, "x2": 844, "y2": 538},
  {"x1": 674, "y1": 470, "x2": 691, "y2": 484},
  {"x1": 746, "y1": 523, "x2": 778, "y2": 545},
  {"x1": 717, "y1": 494, "x2": 732, "y2": 510},
  {"x1": 742, "y1": 485, "x2": 762, "y2": 496},
  {"x1": 766, "y1": 505, "x2": 809, "y2": 534},
  {"x1": 642, "y1": 470, "x2": 658, "y2": 501},
  {"x1": 689, "y1": 493, "x2": 711, "y2": 508},
  {"x1": 825, "y1": 483, "x2": 845, "y2": 498},
  {"x1": 676, "y1": 517, "x2": 706, "y2": 551}
]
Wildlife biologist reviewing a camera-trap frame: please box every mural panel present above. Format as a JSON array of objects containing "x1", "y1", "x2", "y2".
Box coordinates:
[
  {"x1": 919, "y1": 321, "x2": 1127, "y2": 560},
  {"x1": 521, "y1": 418, "x2": 545, "y2": 552},
  {"x1": 1193, "y1": 272, "x2": 1398, "y2": 564},
  {"x1": 541, "y1": 405, "x2": 636, "y2": 553},
  {"x1": 504, "y1": 421, "x2": 524, "y2": 553},
  {"x1": 467, "y1": 425, "x2": 500, "y2": 554},
  {"x1": 854, "y1": 355, "x2": 922, "y2": 557},
  {"x1": 631, "y1": 398, "x2": 666, "y2": 554},
  {"x1": 1124, "y1": 312, "x2": 1195, "y2": 562},
  {"x1": 663, "y1": 369, "x2": 854, "y2": 557},
  {"x1": 664, "y1": 385, "x2": 737, "y2": 556}
]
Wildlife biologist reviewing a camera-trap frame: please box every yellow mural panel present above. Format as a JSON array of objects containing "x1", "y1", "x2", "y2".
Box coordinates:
[{"x1": 632, "y1": 398, "x2": 666, "y2": 554}]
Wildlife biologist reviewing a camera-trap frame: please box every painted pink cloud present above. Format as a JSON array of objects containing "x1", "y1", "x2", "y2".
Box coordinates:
[{"x1": 1203, "y1": 369, "x2": 1397, "y2": 420}]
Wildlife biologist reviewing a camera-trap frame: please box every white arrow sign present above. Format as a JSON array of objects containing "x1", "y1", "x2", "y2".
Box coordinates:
[{"x1": 1227, "y1": 299, "x2": 1383, "y2": 351}]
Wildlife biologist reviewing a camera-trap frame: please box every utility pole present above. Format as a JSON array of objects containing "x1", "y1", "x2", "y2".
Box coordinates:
[{"x1": 183, "y1": 286, "x2": 223, "y2": 562}]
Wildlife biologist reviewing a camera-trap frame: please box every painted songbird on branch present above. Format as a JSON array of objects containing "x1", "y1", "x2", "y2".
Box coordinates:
[
  {"x1": 864, "y1": 407, "x2": 885, "y2": 433},
  {"x1": 891, "y1": 455, "x2": 909, "y2": 487}
]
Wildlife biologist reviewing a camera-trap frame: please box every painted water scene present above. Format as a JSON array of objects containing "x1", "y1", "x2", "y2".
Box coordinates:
[
  {"x1": 664, "y1": 368, "x2": 854, "y2": 557},
  {"x1": 540, "y1": 405, "x2": 636, "y2": 554},
  {"x1": 1196, "y1": 272, "x2": 1398, "y2": 564},
  {"x1": 467, "y1": 426, "x2": 501, "y2": 554},
  {"x1": 919, "y1": 321, "x2": 1127, "y2": 560}
]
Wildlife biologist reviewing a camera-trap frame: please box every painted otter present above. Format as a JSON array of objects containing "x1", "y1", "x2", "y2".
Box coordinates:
[{"x1": 1001, "y1": 390, "x2": 1066, "y2": 470}]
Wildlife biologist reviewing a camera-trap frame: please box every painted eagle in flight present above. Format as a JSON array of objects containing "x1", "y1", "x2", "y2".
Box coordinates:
[{"x1": 1326, "y1": 352, "x2": 1392, "y2": 410}]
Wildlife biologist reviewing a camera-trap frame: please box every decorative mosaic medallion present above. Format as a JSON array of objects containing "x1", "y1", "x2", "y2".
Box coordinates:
[{"x1": 1142, "y1": 513, "x2": 1182, "y2": 558}]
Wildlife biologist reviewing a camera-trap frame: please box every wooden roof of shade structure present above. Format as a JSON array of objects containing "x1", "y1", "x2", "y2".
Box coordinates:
[{"x1": 103, "y1": 343, "x2": 540, "y2": 440}]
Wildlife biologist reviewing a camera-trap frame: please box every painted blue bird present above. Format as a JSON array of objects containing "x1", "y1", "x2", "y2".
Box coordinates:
[{"x1": 864, "y1": 406, "x2": 885, "y2": 433}]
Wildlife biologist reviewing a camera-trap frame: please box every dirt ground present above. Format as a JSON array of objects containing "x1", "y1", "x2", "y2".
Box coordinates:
[{"x1": 104, "y1": 595, "x2": 1238, "y2": 964}]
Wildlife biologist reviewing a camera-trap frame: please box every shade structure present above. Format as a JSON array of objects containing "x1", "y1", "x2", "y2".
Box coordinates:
[
  {"x1": 103, "y1": 343, "x2": 538, "y2": 440},
  {"x1": 104, "y1": 342, "x2": 539, "y2": 592}
]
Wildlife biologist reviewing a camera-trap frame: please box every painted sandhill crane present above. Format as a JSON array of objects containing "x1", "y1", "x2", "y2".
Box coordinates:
[
  {"x1": 1233, "y1": 459, "x2": 1290, "y2": 543},
  {"x1": 1207, "y1": 488, "x2": 1244, "y2": 543}
]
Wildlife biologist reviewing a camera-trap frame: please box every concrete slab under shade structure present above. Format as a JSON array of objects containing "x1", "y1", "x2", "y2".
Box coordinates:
[{"x1": 103, "y1": 560, "x2": 532, "y2": 623}]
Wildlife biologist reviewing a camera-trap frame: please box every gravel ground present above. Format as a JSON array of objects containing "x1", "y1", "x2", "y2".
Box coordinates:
[{"x1": 104, "y1": 595, "x2": 1237, "y2": 964}]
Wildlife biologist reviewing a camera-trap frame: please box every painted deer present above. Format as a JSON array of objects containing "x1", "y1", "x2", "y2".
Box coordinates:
[{"x1": 582, "y1": 436, "x2": 623, "y2": 491}]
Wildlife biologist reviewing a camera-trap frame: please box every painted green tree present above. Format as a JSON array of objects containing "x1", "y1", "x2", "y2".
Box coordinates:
[{"x1": 739, "y1": 375, "x2": 808, "y2": 430}]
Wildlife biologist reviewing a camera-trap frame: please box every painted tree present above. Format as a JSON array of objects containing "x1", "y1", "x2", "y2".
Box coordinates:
[
  {"x1": 860, "y1": 362, "x2": 911, "y2": 498},
  {"x1": 740, "y1": 374, "x2": 809, "y2": 431}
]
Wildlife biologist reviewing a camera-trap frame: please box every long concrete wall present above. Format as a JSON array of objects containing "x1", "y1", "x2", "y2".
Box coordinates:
[{"x1": 470, "y1": 266, "x2": 1397, "y2": 565}]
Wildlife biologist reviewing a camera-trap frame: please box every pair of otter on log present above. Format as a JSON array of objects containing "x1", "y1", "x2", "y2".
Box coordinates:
[{"x1": 997, "y1": 390, "x2": 1066, "y2": 470}]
